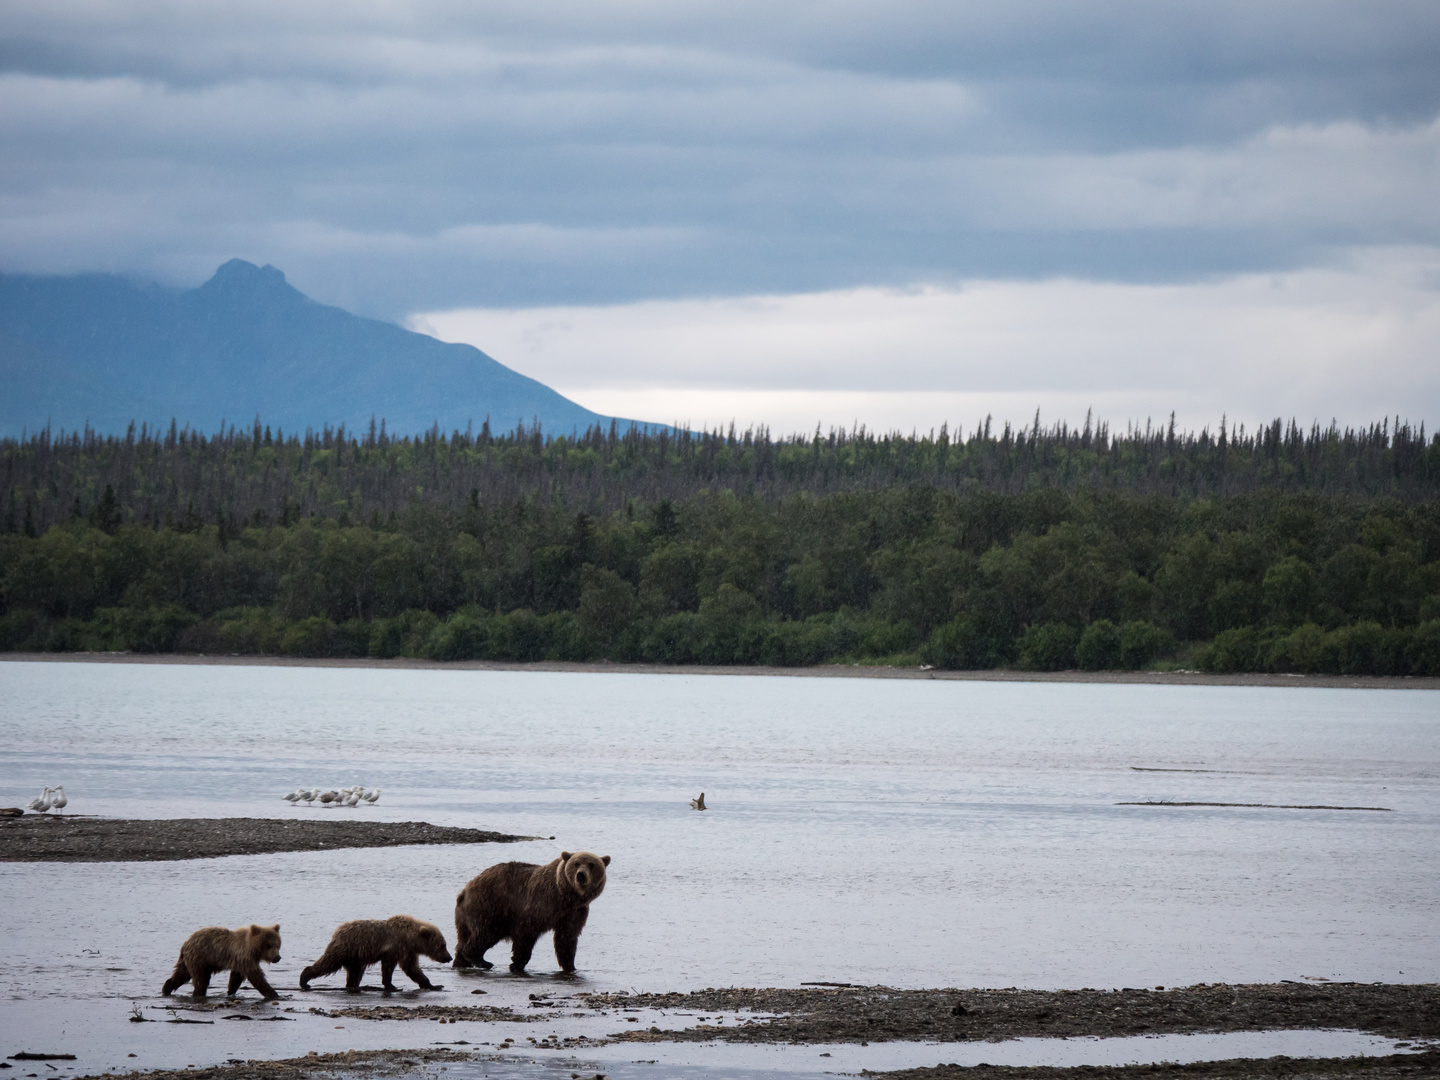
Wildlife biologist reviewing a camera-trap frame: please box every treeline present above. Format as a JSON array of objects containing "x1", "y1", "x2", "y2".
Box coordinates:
[
  {"x1": 2, "y1": 485, "x2": 1438, "y2": 675},
  {"x1": 3, "y1": 414, "x2": 1438, "y2": 538}
]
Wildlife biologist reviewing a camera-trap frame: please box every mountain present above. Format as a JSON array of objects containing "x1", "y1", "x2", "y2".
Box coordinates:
[{"x1": 0, "y1": 259, "x2": 644, "y2": 437}]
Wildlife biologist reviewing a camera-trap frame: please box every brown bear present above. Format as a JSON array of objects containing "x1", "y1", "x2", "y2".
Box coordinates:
[
  {"x1": 299, "y1": 915, "x2": 452, "y2": 991},
  {"x1": 161, "y1": 924, "x2": 282, "y2": 999},
  {"x1": 453, "y1": 851, "x2": 610, "y2": 973}
]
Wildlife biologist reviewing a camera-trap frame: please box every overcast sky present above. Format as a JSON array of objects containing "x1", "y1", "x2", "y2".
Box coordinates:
[{"x1": 4, "y1": 1, "x2": 1439, "y2": 434}]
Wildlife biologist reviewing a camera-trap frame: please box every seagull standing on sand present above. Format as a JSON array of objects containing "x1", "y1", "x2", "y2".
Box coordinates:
[
  {"x1": 48, "y1": 786, "x2": 66, "y2": 811},
  {"x1": 344, "y1": 790, "x2": 361, "y2": 807},
  {"x1": 301, "y1": 789, "x2": 317, "y2": 805},
  {"x1": 27, "y1": 787, "x2": 53, "y2": 813},
  {"x1": 362, "y1": 789, "x2": 380, "y2": 803},
  {"x1": 690, "y1": 793, "x2": 706, "y2": 811},
  {"x1": 283, "y1": 789, "x2": 303, "y2": 803},
  {"x1": 318, "y1": 790, "x2": 339, "y2": 806}
]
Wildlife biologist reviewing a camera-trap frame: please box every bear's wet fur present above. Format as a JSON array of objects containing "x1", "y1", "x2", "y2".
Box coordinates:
[
  {"x1": 453, "y1": 851, "x2": 610, "y2": 973},
  {"x1": 299, "y1": 915, "x2": 452, "y2": 991},
  {"x1": 161, "y1": 924, "x2": 282, "y2": 999}
]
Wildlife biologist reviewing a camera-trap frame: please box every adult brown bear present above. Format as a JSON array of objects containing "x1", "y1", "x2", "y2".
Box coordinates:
[
  {"x1": 299, "y1": 915, "x2": 451, "y2": 990},
  {"x1": 161, "y1": 924, "x2": 282, "y2": 999},
  {"x1": 453, "y1": 851, "x2": 609, "y2": 973}
]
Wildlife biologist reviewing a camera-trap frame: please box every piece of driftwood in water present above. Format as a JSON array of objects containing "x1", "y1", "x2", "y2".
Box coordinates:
[
  {"x1": 0, "y1": 817, "x2": 542, "y2": 862},
  {"x1": 1116, "y1": 801, "x2": 1393, "y2": 811},
  {"x1": 8, "y1": 1055, "x2": 77, "y2": 1062}
]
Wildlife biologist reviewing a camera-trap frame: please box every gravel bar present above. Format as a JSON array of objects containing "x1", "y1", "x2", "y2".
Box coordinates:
[
  {"x1": 584, "y1": 983, "x2": 1440, "y2": 1044},
  {"x1": 0, "y1": 817, "x2": 540, "y2": 862},
  {"x1": 871, "y1": 1050, "x2": 1440, "y2": 1080}
]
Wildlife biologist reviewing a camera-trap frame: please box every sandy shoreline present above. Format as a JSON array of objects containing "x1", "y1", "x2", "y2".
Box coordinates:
[
  {"x1": 5, "y1": 651, "x2": 1437, "y2": 691},
  {"x1": 0, "y1": 817, "x2": 539, "y2": 862}
]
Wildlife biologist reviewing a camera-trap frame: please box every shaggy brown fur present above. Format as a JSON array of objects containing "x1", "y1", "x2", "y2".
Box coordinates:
[
  {"x1": 299, "y1": 915, "x2": 452, "y2": 991},
  {"x1": 161, "y1": 924, "x2": 282, "y2": 999},
  {"x1": 453, "y1": 851, "x2": 610, "y2": 973}
]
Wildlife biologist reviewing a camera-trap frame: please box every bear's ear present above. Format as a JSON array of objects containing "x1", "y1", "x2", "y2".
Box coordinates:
[
  {"x1": 601, "y1": 855, "x2": 611, "y2": 866},
  {"x1": 250, "y1": 924, "x2": 262, "y2": 935},
  {"x1": 272, "y1": 924, "x2": 280, "y2": 933},
  {"x1": 560, "y1": 851, "x2": 572, "y2": 861}
]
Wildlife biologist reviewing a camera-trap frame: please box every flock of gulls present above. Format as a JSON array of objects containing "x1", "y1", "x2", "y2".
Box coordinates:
[
  {"x1": 26, "y1": 786, "x2": 67, "y2": 812},
  {"x1": 283, "y1": 786, "x2": 381, "y2": 807}
]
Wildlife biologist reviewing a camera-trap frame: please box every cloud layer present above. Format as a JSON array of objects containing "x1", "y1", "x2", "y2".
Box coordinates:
[
  {"x1": 3, "y1": 2, "x2": 1438, "y2": 428},
  {"x1": 415, "y1": 246, "x2": 1440, "y2": 434},
  {"x1": 3, "y1": 2, "x2": 1439, "y2": 315}
]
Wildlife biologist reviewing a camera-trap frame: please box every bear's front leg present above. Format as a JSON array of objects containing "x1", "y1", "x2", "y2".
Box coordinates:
[
  {"x1": 552, "y1": 907, "x2": 589, "y2": 973},
  {"x1": 242, "y1": 964, "x2": 279, "y2": 999},
  {"x1": 509, "y1": 934, "x2": 537, "y2": 973},
  {"x1": 400, "y1": 955, "x2": 437, "y2": 989}
]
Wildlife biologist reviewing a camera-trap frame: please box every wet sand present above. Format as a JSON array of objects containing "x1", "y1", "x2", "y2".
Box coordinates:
[
  {"x1": 5, "y1": 651, "x2": 1438, "y2": 690},
  {"x1": 0, "y1": 817, "x2": 538, "y2": 862}
]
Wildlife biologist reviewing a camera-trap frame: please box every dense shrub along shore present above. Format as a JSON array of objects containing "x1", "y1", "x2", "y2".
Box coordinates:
[{"x1": 2, "y1": 463, "x2": 1438, "y2": 673}]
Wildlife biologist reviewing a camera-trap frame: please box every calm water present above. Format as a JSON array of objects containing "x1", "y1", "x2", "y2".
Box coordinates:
[{"x1": 0, "y1": 661, "x2": 1437, "y2": 1070}]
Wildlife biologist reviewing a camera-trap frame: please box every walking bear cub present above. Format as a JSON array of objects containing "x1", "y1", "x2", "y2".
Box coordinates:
[
  {"x1": 453, "y1": 851, "x2": 610, "y2": 973},
  {"x1": 161, "y1": 924, "x2": 282, "y2": 999},
  {"x1": 299, "y1": 915, "x2": 452, "y2": 991}
]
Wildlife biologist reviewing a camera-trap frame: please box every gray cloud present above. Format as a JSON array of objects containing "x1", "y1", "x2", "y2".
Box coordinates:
[{"x1": 1, "y1": 1, "x2": 1438, "y2": 317}]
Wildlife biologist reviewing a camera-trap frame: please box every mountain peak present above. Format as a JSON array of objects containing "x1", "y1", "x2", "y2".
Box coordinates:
[{"x1": 201, "y1": 259, "x2": 297, "y2": 299}]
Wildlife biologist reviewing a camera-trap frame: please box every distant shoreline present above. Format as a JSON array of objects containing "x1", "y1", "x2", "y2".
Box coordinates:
[{"x1": 4, "y1": 651, "x2": 1438, "y2": 690}]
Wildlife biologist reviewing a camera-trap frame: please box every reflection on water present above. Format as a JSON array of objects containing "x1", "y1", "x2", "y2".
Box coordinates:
[{"x1": 0, "y1": 661, "x2": 1437, "y2": 1070}]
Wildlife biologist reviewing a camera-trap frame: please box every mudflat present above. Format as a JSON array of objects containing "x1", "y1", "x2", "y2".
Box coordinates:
[{"x1": 0, "y1": 817, "x2": 538, "y2": 862}]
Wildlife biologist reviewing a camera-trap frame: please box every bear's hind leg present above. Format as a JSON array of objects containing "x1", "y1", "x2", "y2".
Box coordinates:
[
  {"x1": 344, "y1": 962, "x2": 365, "y2": 990},
  {"x1": 190, "y1": 965, "x2": 213, "y2": 998},
  {"x1": 400, "y1": 956, "x2": 436, "y2": 989},
  {"x1": 452, "y1": 917, "x2": 474, "y2": 969},
  {"x1": 459, "y1": 930, "x2": 500, "y2": 970},
  {"x1": 509, "y1": 934, "x2": 537, "y2": 973},
  {"x1": 379, "y1": 958, "x2": 398, "y2": 991},
  {"x1": 300, "y1": 948, "x2": 344, "y2": 989},
  {"x1": 161, "y1": 960, "x2": 190, "y2": 996},
  {"x1": 227, "y1": 969, "x2": 245, "y2": 997}
]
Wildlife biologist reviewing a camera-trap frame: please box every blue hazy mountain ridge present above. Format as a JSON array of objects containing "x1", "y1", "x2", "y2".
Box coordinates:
[{"x1": 0, "y1": 259, "x2": 638, "y2": 438}]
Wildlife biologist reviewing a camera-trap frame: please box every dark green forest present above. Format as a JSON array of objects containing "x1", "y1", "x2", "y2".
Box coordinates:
[{"x1": 3, "y1": 416, "x2": 1439, "y2": 674}]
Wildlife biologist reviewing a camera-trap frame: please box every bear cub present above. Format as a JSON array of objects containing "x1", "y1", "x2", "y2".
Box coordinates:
[
  {"x1": 161, "y1": 924, "x2": 282, "y2": 999},
  {"x1": 453, "y1": 851, "x2": 610, "y2": 973},
  {"x1": 300, "y1": 915, "x2": 452, "y2": 991}
]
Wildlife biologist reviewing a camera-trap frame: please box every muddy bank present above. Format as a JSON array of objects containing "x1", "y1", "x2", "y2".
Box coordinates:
[
  {"x1": 7, "y1": 652, "x2": 1438, "y2": 691},
  {"x1": 872, "y1": 1050, "x2": 1440, "y2": 1079},
  {"x1": 70, "y1": 1048, "x2": 473, "y2": 1080},
  {"x1": 584, "y1": 983, "x2": 1440, "y2": 1044},
  {"x1": 0, "y1": 817, "x2": 539, "y2": 862}
]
